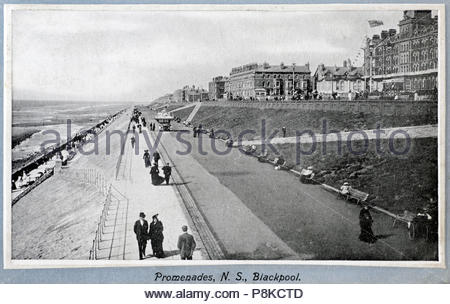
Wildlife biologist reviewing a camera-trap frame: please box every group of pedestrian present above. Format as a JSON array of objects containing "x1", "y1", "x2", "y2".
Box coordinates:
[
  {"x1": 192, "y1": 124, "x2": 202, "y2": 137},
  {"x1": 134, "y1": 213, "x2": 196, "y2": 260},
  {"x1": 149, "y1": 122, "x2": 156, "y2": 131},
  {"x1": 143, "y1": 149, "x2": 172, "y2": 186},
  {"x1": 150, "y1": 162, "x2": 172, "y2": 185},
  {"x1": 133, "y1": 213, "x2": 165, "y2": 259}
]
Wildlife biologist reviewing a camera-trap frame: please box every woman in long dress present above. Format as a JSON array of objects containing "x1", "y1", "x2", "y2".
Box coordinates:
[
  {"x1": 149, "y1": 214, "x2": 165, "y2": 258},
  {"x1": 150, "y1": 164, "x2": 164, "y2": 185},
  {"x1": 359, "y1": 206, "x2": 377, "y2": 243}
]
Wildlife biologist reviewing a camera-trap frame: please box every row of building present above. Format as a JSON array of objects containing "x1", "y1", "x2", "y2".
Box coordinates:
[
  {"x1": 158, "y1": 10, "x2": 438, "y2": 103},
  {"x1": 153, "y1": 85, "x2": 209, "y2": 104}
]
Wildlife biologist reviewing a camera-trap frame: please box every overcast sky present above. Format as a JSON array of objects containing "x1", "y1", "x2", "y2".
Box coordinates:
[{"x1": 12, "y1": 9, "x2": 408, "y2": 102}]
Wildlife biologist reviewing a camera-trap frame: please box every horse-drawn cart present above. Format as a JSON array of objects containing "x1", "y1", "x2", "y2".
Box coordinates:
[{"x1": 154, "y1": 111, "x2": 174, "y2": 131}]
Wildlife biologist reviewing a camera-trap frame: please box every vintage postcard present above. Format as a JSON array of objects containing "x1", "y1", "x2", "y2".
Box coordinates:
[{"x1": 2, "y1": 4, "x2": 446, "y2": 269}]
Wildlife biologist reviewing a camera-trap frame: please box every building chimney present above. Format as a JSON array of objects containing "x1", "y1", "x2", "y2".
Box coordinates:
[
  {"x1": 280, "y1": 62, "x2": 285, "y2": 69},
  {"x1": 343, "y1": 60, "x2": 347, "y2": 68},
  {"x1": 305, "y1": 62, "x2": 310, "y2": 71}
]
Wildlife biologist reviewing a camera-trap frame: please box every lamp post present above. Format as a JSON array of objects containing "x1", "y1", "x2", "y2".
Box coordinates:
[
  {"x1": 292, "y1": 63, "x2": 296, "y2": 100},
  {"x1": 369, "y1": 46, "x2": 373, "y2": 93}
]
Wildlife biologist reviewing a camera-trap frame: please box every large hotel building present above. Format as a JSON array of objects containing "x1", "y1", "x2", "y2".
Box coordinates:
[
  {"x1": 226, "y1": 62, "x2": 311, "y2": 100},
  {"x1": 363, "y1": 10, "x2": 438, "y2": 94}
]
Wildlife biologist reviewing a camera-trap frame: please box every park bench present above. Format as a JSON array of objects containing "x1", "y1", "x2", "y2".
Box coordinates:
[{"x1": 342, "y1": 187, "x2": 369, "y2": 205}]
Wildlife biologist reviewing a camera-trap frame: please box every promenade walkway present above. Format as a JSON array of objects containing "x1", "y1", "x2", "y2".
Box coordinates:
[
  {"x1": 235, "y1": 124, "x2": 438, "y2": 147},
  {"x1": 95, "y1": 126, "x2": 206, "y2": 261}
]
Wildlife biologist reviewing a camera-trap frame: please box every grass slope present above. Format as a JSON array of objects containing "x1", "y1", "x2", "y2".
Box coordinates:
[{"x1": 182, "y1": 106, "x2": 436, "y2": 141}]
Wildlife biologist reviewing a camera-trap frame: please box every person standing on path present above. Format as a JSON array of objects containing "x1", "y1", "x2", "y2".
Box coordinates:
[
  {"x1": 359, "y1": 206, "x2": 377, "y2": 243},
  {"x1": 282, "y1": 126, "x2": 287, "y2": 138},
  {"x1": 143, "y1": 150, "x2": 152, "y2": 168},
  {"x1": 133, "y1": 212, "x2": 149, "y2": 260},
  {"x1": 177, "y1": 225, "x2": 196, "y2": 260},
  {"x1": 149, "y1": 214, "x2": 165, "y2": 258},
  {"x1": 153, "y1": 151, "x2": 161, "y2": 165},
  {"x1": 162, "y1": 163, "x2": 172, "y2": 185}
]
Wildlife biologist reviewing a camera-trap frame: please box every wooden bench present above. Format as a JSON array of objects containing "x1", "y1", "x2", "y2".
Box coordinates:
[{"x1": 342, "y1": 187, "x2": 369, "y2": 205}]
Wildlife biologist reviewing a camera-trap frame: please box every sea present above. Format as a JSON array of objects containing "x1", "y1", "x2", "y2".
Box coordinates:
[{"x1": 12, "y1": 100, "x2": 131, "y2": 161}]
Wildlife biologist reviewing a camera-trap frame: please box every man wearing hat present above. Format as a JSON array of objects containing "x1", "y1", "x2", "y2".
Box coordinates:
[
  {"x1": 133, "y1": 212, "x2": 149, "y2": 260},
  {"x1": 162, "y1": 163, "x2": 172, "y2": 185},
  {"x1": 177, "y1": 225, "x2": 196, "y2": 260}
]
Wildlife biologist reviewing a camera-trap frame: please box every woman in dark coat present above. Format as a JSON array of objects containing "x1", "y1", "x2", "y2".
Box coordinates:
[
  {"x1": 359, "y1": 206, "x2": 377, "y2": 243},
  {"x1": 150, "y1": 163, "x2": 164, "y2": 185},
  {"x1": 149, "y1": 214, "x2": 165, "y2": 258},
  {"x1": 143, "y1": 150, "x2": 152, "y2": 167}
]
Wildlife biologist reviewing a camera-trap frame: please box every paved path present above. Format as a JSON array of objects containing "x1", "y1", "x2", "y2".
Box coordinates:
[
  {"x1": 96, "y1": 125, "x2": 205, "y2": 261},
  {"x1": 235, "y1": 124, "x2": 438, "y2": 146},
  {"x1": 168, "y1": 102, "x2": 197, "y2": 114},
  {"x1": 186, "y1": 103, "x2": 202, "y2": 123}
]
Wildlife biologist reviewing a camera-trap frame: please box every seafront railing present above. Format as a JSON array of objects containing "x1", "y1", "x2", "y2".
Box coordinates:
[
  {"x1": 60, "y1": 168, "x2": 109, "y2": 196},
  {"x1": 89, "y1": 184, "x2": 113, "y2": 260}
]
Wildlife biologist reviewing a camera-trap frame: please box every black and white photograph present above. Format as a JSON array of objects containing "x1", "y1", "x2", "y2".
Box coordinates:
[{"x1": 3, "y1": 4, "x2": 445, "y2": 267}]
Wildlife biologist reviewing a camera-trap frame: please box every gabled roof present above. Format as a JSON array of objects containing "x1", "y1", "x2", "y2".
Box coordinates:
[{"x1": 315, "y1": 65, "x2": 364, "y2": 78}]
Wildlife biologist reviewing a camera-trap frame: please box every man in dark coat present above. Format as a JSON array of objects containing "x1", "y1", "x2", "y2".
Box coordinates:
[
  {"x1": 153, "y1": 151, "x2": 161, "y2": 165},
  {"x1": 177, "y1": 225, "x2": 196, "y2": 260},
  {"x1": 133, "y1": 212, "x2": 149, "y2": 260},
  {"x1": 162, "y1": 163, "x2": 172, "y2": 185},
  {"x1": 359, "y1": 206, "x2": 377, "y2": 243},
  {"x1": 149, "y1": 214, "x2": 165, "y2": 258}
]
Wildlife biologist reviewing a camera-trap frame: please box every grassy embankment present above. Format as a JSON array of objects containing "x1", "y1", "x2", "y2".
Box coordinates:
[
  {"x1": 274, "y1": 137, "x2": 437, "y2": 212},
  {"x1": 173, "y1": 106, "x2": 436, "y2": 140},
  {"x1": 172, "y1": 105, "x2": 437, "y2": 212}
]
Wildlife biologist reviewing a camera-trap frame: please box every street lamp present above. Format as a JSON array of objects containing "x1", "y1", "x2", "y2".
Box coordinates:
[{"x1": 292, "y1": 63, "x2": 296, "y2": 100}]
